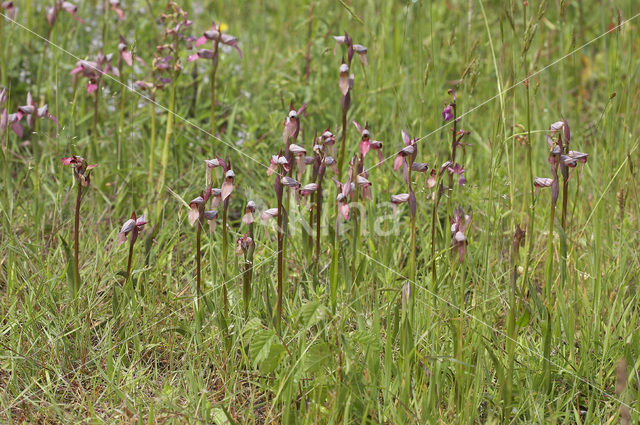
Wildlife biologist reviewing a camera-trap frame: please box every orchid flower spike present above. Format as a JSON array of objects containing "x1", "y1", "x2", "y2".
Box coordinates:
[
  {"x1": 450, "y1": 206, "x2": 472, "y2": 263},
  {"x1": 268, "y1": 154, "x2": 289, "y2": 176},
  {"x1": 283, "y1": 102, "x2": 307, "y2": 145},
  {"x1": 393, "y1": 130, "x2": 418, "y2": 180},
  {"x1": 117, "y1": 212, "x2": 147, "y2": 245},
  {"x1": 242, "y1": 200, "x2": 256, "y2": 225},
  {"x1": 235, "y1": 232, "x2": 254, "y2": 255},
  {"x1": 61, "y1": 155, "x2": 98, "y2": 187}
]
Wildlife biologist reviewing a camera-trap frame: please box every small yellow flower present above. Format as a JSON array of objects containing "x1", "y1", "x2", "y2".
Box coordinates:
[{"x1": 219, "y1": 22, "x2": 229, "y2": 32}]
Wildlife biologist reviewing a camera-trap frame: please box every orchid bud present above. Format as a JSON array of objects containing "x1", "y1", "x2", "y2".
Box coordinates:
[{"x1": 242, "y1": 200, "x2": 256, "y2": 225}]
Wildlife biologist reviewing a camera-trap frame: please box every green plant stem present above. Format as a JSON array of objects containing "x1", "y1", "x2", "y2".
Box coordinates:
[
  {"x1": 147, "y1": 97, "x2": 156, "y2": 189},
  {"x1": 210, "y1": 43, "x2": 219, "y2": 138},
  {"x1": 156, "y1": 74, "x2": 176, "y2": 223},
  {"x1": 350, "y1": 158, "x2": 359, "y2": 284},
  {"x1": 73, "y1": 182, "x2": 82, "y2": 295},
  {"x1": 117, "y1": 62, "x2": 125, "y2": 177},
  {"x1": 314, "y1": 168, "x2": 324, "y2": 280},
  {"x1": 196, "y1": 218, "x2": 202, "y2": 301},
  {"x1": 338, "y1": 107, "x2": 347, "y2": 180},
  {"x1": 125, "y1": 238, "x2": 134, "y2": 285},
  {"x1": 92, "y1": 84, "x2": 100, "y2": 159},
  {"x1": 222, "y1": 198, "x2": 229, "y2": 316},
  {"x1": 276, "y1": 185, "x2": 284, "y2": 333},
  {"x1": 543, "y1": 195, "x2": 556, "y2": 394}
]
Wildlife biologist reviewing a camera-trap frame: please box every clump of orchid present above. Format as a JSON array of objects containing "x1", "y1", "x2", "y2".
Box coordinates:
[
  {"x1": 188, "y1": 186, "x2": 218, "y2": 301},
  {"x1": 450, "y1": 206, "x2": 472, "y2": 263},
  {"x1": 6, "y1": 92, "x2": 59, "y2": 140},
  {"x1": 391, "y1": 130, "x2": 420, "y2": 281},
  {"x1": 449, "y1": 205, "x2": 472, "y2": 400},
  {"x1": 267, "y1": 152, "x2": 291, "y2": 332},
  {"x1": 441, "y1": 89, "x2": 471, "y2": 192},
  {"x1": 544, "y1": 120, "x2": 588, "y2": 229},
  {"x1": 61, "y1": 155, "x2": 98, "y2": 296},
  {"x1": 117, "y1": 212, "x2": 147, "y2": 285},
  {"x1": 308, "y1": 139, "x2": 338, "y2": 265},
  {"x1": 535, "y1": 119, "x2": 588, "y2": 297},
  {"x1": 203, "y1": 156, "x2": 234, "y2": 313},
  {"x1": 332, "y1": 32, "x2": 368, "y2": 178},
  {"x1": 189, "y1": 21, "x2": 242, "y2": 136}
]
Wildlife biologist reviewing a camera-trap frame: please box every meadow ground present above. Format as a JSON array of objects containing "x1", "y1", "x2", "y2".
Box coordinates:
[{"x1": 1, "y1": 0, "x2": 640, "y2": 423}]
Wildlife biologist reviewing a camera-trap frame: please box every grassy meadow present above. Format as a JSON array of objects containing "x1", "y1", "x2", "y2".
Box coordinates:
[{"x1": 1, "y1": 0, "x2": 640, "y2": 423}]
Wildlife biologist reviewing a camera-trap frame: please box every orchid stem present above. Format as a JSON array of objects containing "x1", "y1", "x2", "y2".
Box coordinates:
[
  {"x1": 125, "y1": 238, "x2": 134, "y2": 285},
  {"x1": 222, "y1": 198, "x2": 229, "y2": 316},
  {"x1": 73, "y1": 182, "x2": 82, "y2": 296},
  {"x1": 210, "y1": 43, "x2": 219, "y2": 138},
  {"x1": 276, "y1": 184, "x2": 284, "y2": 334},
  {"x1": 196, "y1": 218, "x2": 202, "y2": 301},
  {"x1": 147, "y1": 97, "x2": 156, "y2": 190}
]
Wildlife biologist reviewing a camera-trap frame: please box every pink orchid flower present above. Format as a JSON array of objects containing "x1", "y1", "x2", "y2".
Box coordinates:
[
  {"x1": 194, "y1": 22, "x2": 243, "y2": 58},
  {"x1": 117, "y1": 212, "x2": 147, "y2": 245}
]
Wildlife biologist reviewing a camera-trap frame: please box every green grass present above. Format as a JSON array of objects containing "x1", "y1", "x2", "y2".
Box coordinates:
[{"x1": 1, "y1": 0, "x2": 640, "y2": 423}]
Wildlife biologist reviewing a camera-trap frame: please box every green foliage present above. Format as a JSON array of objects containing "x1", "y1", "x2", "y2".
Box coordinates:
[{"x1": 1, "y1": 0, "x2": 640, "y2": 423}]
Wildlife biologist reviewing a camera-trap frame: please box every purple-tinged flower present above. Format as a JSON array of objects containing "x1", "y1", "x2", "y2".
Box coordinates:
[
  {"x1": 324, "y1": 156, "x2": 339, "y2": 174},
  {"x1": 109, "y1": 0, "x2": 124, "y2": 20},
  {"x1": 283, "y1": 102, "x2": 306, "y2": 145},
  {"x1": 194, "y1": 22, "x2": 243, "y2": 58},
  {"x1": 235, "y1": 232, "x2": 254, "y2": 255},
  {"x1": 261, "y1": 207, "x2": 279, "y2": 222},
  {"x1": 210, "y1": 188, "x2": 222, "y2": 209},
  {"x1": 70, "y1": 53, "x2": 119, "y2": 94},
  {"x1": 299, "y1": 183, "x2": 318, "y2": 197},
  {"x1": 390, "y1": 193, "x2": 410, "y2": 216},
  {"x1": 411, "y1": 162, "x2": 429, "y2": 173},
  {"x1": 332, "y1": 32, "x2": 354, "y2": 63},
  {"x1": 242, "y1": 200, "x2": 256, "y2": 225},
  {"x1": 352, "y1": 120, "x2": 379, "y2": 158},
  {"x1": 118, "y1": 36, "x2": 135, "y2": 66},
  {"x1": 1, "y1": 1, "x2": 15, "y2": 19},
  {"x1": 12, "y1": 92, "x2": 59, "y2": 134},
  {"x1": 117, "y1": 212, "x2": 147, "y2": 245},
  {"x1": 393, "y1": 129, "x2": 418, "y2": 173},
  {"x1": 568, "y1": 150, "x2": 588, "y2": 164},
  {"x1": 450, "y1": 206, "x2": 471, "y2": 263},
  {"x1": 353, "y1": 44, "x2": 368, "y2": 66},
  {"x1": 289, "y1": 143, "x2": 307, "y2": 177},
  {"x1": 427, "y1": 168, "x2": 437, "y2": 189},
  {"x1": 61, "y1": 155, "x2": 98, "y2": 187},
  {"x1": 356, "y1": 174, "x2": 373, "y2": 201},
  {"x1": 280, "y1": 176, "x2": 300, "y2": 189},
  {"x1": 447, "y1": 163, "x2": 466, "y2": 186},
  {"x1": 188, "y1": 194, "x2": 206, "y2": 227},
  {"x1": 333, "y1": 176, "x2": 353, "y2": 220},
  {"x1": 47, "y1": 1, "x2": 84, "y2": 27},
  {"x1": 221, "y1": 169, "x2": 235, "y2": 201},
  {"x1": 442, "y1": 104, "x2": 453, "y2": 122},
  {"x1": 204, "y1": 210, "x2": 218, "y2": 231},
  {"x1": 268, "y1": 154, "x2": 289, "y2": 176},
  {"x1": 339, "y1": 61, "x2": 351, "y2": 96}
]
